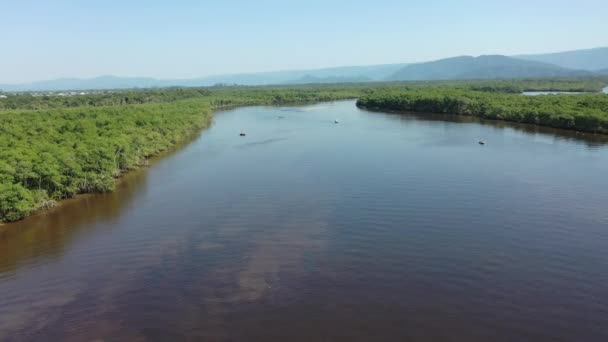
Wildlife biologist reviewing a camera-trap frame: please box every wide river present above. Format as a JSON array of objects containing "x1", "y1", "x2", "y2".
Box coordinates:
[{"x1": 1, "y1": 100, "x2": 608, "y2": 341}]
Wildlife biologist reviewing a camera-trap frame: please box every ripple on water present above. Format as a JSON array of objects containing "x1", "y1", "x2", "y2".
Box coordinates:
[{"x1": 1, "y1": 101, "x2": 608, "y2": 341}]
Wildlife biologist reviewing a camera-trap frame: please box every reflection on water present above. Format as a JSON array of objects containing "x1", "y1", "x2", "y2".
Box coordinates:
[
  {"x1": 1, "y1": 101, "x2": 608, "y2": 341},
  {"x1": 364, "y1": 107, "x2": 608, "y2": 149},
  {"x1": 522, "y1": 91, "x2": 587, "y2": 96},
  {"x1": 0, "y1": 169, "x2": 148, "y2": 275},
  {"x1": 236, "y1": 137, "x2": 289, "y2": 149}
]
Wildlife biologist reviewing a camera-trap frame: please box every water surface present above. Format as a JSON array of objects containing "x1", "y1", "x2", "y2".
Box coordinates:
[
  {"x1": 1, "y1": 101, "x2": 608, "y2": 341},
  {"x1": 523, "y1": 86, "x2": 608, "y2": 95},
  {"x1": 522, "y1": 91, "x2": 587, "y2": 96}
]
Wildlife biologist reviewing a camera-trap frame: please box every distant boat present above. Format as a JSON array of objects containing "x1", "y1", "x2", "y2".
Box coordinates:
[
  {"x1": 240, "y1": 131, "x2": 246, "y2": 136},
  {"x1": 278, "y1": 116, "x2": 285, "y2": 119},
  {"x1": 334, "y1": 119, "x2": 339, "y2": 124},
  {"x1": 478, "y1": 140, "x2": 485, "y2": 145}
]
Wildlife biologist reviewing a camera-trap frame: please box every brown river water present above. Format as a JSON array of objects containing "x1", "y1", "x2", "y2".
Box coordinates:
[{"x1": 1, "y1": 100, "x2": 608, "y2": 341}]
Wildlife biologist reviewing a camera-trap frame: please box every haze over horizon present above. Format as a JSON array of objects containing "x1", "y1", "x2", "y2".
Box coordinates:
[{"x1": 2, "y1": 0, "x2": 607, "y2": 83}]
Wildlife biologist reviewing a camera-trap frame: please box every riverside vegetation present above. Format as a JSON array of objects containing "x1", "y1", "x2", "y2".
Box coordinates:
[
  {"x1": 357, "y1": 84, "x2": 608, "y2": 134},
  {"x1": 1, "y1": 79, "x2": 607, "y2": 222},
  {"x1": 0, "y1": 86, "x2": 364, "y2": 222}
]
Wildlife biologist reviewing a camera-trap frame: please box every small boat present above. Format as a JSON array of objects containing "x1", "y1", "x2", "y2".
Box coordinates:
[
  {"x1": 478, "y1": 140, "x2": 485, "y2": 145},
  {"x1": 278, "y1": 116, "x2": 285, "y2": 119},
  {"x1": 240, "y1": 131, "x2": 246, "y2": 136},
  {"x1": 334, "y1": 119, "x2": 339, "y2": 124}
]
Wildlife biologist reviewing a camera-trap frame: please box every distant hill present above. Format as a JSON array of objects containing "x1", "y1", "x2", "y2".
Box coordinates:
[
  {"x1": 516, "y1": 47, "x2": 608, "y2": 71},
  {"x1": 0, "y1": 76, "x2": 172, "y2": 92},
  {"x1": 184, "y1": 63, "x2": 407, "y2": 87},
  {"x1": 387, "y1": 55, "x2": 592, "y2": 81},
  {"x1": 0, "y1": 64, "x2": 408, "y2": 92},
  {"x1": 2, "y1": 46, "x2": 607, "y2": 91},
  {"x1": 596, "y1": 68, "x2": 608, "y2": 75},
  {"x1": 284, "y1": 74, "x2": 373, "y2": 84}
]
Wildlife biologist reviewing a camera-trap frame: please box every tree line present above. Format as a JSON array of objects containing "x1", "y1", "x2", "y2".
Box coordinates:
[
  {"x1": 1, "y1": 79, "x2": 607, "y2": 222},
  {"x1": 0, "y1": 86, "x2": 363, "y2": 222},
  {"x1": 357, "y1": 87, "x2": 608, "y2": 134},
  {"x1": 2, "y1": 78, "x2": 607, "y2": 111}
]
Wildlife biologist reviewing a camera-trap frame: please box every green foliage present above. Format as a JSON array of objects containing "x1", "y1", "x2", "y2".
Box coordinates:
[
  {"x1": 2, "y1": 78, "x2": 606, "y2": 111},
  {"x1": 465, "y1": 79, "x2": 607, "y2": 93},
  {"x1": 0, "y1": 183, "x2": 35, "y2": 222},
  {"x1": 1, "y1": 80, "x2": 607, "y2": 222},
  {"x1": 0, "y1": 99, "x2": 215, "y2": 222},
  {"x1": 0, "y1": 85, "x2": 365, "y2": 111},
  {"x1": 0, "y1": 88, "x2": 213, "y2": 111},
  {"x1": 0, "y1": 86, "x2": 362, "y2": 222},
  {"x1": 357, "y1": 87, "x2": 608, "y2": 134}
]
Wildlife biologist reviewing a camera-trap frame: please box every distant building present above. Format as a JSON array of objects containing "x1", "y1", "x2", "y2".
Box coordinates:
[{"x1": 0, "y1": 95, "x2": 8, "y2": 99}]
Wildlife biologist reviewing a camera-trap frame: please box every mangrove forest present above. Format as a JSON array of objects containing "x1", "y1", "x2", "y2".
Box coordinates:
[
  {"x1": 357, "y1": 86, "x2": 608, "y2": 133},
  {"x1": 1, "y1": 79, "x2": 607, "y2": 223}
]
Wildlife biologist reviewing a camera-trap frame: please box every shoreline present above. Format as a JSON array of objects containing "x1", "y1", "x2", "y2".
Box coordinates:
[
  {"x1": 358, "y1": 104, "x2": 608, "y2": 136},
  {"x1": 0, "y1": 120, "x2": 210, "y2": 230},
  {"x1": 0, "y1": 99, "x2": 357, "y2": 228},
  {"x1": 3, "y1": 95, "x2": 606, "y2": 227}
]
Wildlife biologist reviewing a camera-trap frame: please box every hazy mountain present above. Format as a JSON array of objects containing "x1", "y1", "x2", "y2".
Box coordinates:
[
  {"x1": 0, "y1": 64, "x2": 408, "y2": 92},
  {"x1": 0, "y1": 76, "x2": 171, "y2": 92},
  {"x1": 290, "y1": 64, "x2": 409, "y2": 81},
  {"x1": 595, "y1": 68, "x2": 608, "y2": 75},
  {"x1": 387, "y1": 55, "x2": 592, "y2": 81},
  {"x1": 183, "y1": 64, "x2": 407, "y2": 87},
  {"x1": 515, "y1": 47, "x2": 608, "y2": 71},
  {"x1": 2, "y1": 47, "x2": 607, "y2": 92},
  {"x1": 284, "y1": 74, "x2": 373, "y2": 84}
]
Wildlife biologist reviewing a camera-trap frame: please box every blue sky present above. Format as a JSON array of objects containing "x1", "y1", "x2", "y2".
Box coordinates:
[{"x1": 1, "y1": 0, "x2": 606, "y2": 83}]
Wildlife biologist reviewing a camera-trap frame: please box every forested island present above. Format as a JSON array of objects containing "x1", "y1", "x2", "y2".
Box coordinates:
[
  {"x1": 357, "y1": 83, "x2": 608, "y2": 134},
  {"x1": 1, "y1": 79, "x2": 607, "y2": 223}
]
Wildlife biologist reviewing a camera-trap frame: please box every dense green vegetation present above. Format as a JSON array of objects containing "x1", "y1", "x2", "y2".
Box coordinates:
[
  {"x1": 464, "y1": 78, "x2": 607, "y2": 93},
  {"x1": 0, "y1": 88, "x2": 213, "y2": 111},
  {"x1": 2, "y1": 78, "x2": 606, "y2": 111},
  {"x1": 0, "y1": 85, "x2": 365, "y2": 111},
  {"x1": 0, "y1": 86, "x2": 363, "y2": 222},
  {"x1": 357, "y1": 87, "x2": 608, "y2": 134},
  {"x1": 1, "y1": 79, "x2": 607, "y2": 223},
  {"x1": 0, "y1": 100, "x2": 212, "y2": 222}
]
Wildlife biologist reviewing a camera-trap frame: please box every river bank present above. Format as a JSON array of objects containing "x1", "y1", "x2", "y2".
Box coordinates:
[
  {"x1": 357, "y1": 88, "x2": 608, "y2": 134},
  {"x1": 2, "y1": 81, "x2": 607, "y2": 224},
  {"x1": 0, "y1": 89, "x2": 362, "y2": 224},
  {"x1": 2, "y1": 100, "x2": 608, "y2": 340}
]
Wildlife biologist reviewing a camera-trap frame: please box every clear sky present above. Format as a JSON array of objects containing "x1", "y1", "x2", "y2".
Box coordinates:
[{"x1": 1, "y1": 0, "x2": 606, "y2": 83}]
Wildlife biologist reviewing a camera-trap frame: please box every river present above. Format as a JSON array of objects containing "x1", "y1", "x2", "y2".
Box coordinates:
[
  {"x1": 523, "y1": 86, "x2": 608, "y2": 95},
  {"x1": 1, "y1": 100, "x2": 608, "y2": 341},
  {"x1": 522, "y1": 91, "x2": 587, "y2": 96}
]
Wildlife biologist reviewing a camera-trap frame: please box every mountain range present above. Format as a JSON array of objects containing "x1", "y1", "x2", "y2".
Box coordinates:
[
  {"x1": 387, "y1": 55, "x2": 592, "y2": 81},
  {"x1": 1, "y1": 47, "x2": 607, "y2": 92},
  {"x1": 516, "y1": 47, "x2": 608, "y2": 71}
]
